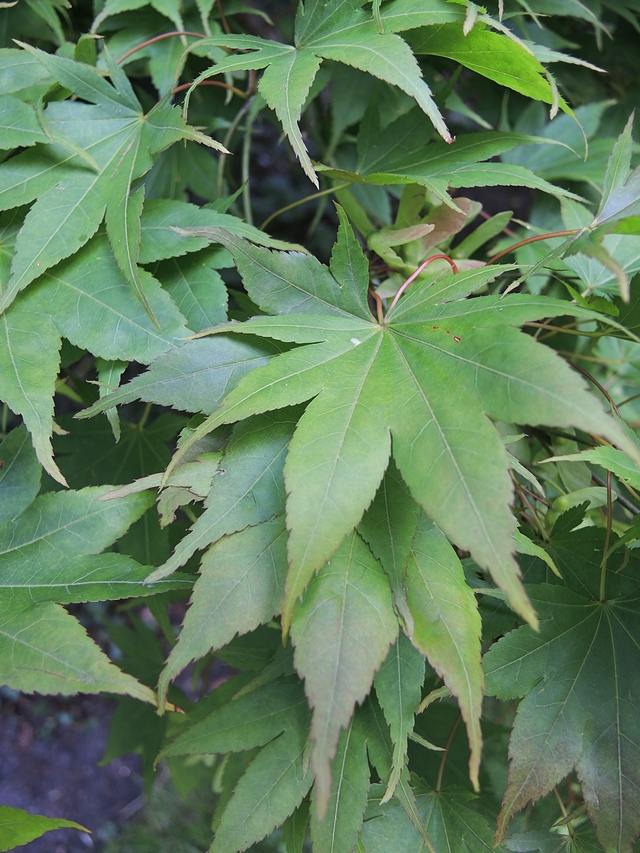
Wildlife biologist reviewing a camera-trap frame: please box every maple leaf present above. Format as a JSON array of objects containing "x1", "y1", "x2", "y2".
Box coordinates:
[
  {"x1": 0, "y1": 44, "x2": 224, "y2": 318},
  {"x1": 484, "y1": 517, "x2": 640, "y2": 853},
  {"x1": 0, "y1": 806, "x2": 86, "y2": 852},
  {"x1": 160, "y1": 679, "x2": 313, "y2": 853},
  {"x1": 317, "y1": 107, "x2": 584, "y2": 209},
  {"x1": 0, "y1": 425, "x2": 190, "y2": 702},
  {"x1": 360, "y1": 780, "x2": 507, "y2": 853},
  {"x1": 513, "y1": 114, "x2": 640, "y2": 302},
  {"x1": 160, "y1": 211, "x2": 637, "y2": 632},
  {"x1": 183, "y1": 0, "x2": 470, "y2": 185}
]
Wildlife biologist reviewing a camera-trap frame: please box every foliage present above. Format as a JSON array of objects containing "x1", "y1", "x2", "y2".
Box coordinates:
[
  {"x1": 2, "y1": 0, "x2": 640, "y2": 852},
  {"x1": 0, "y1": 805, "x2": 87, "y2": 851}
]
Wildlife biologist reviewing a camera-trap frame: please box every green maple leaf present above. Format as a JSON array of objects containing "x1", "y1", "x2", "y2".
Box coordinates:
[
  {"x1": 0, "y1": 806, "x2": 86, "y2": 852},
  {"x1": 155, "y1": 409, "x2": 300, "y2": 704},
  {"x1": 0, "y1": 234, "x2": 190, "y2": 484},
  {"x1": 160, "y1": 679, "x2": 313, "y2": 853},
  {"x1": 484, "y1": 522, "x2": 640, "y2": 853},
  {"x1": 160, "y1": 212, "x2": 636, "y2": 632},
  {"x1": 364, "y1": 480, "x2": 482, "y2": 799},
  {"x1": 593, "y1": 113, "x2": 640, "y2": 231},
  {"x1": 310, "y1": 712, "x2": 371, "y2": 853},
  {"x1": 0, "y1": 44, "x2": 224, "y2": 317},
  {"x1": 0, "y1": 425, "x2": 189, "y2": 701},
  {"x1": 318, "y1": 107, "x2": 582, "y2": 209},
  {"x1": 361, "y1": 781, "x2": 506, "y2": 853},
  {"x1": 291, "y1": 529, "x2": 399, "y2": 814},
  {"x1": 184, "y1": 0, "x2": 468, "y2": 185},
  {"x1": 512, "y1": 114, "x2": 640, "y2": 302},
  {"x1": 407, "y1": 21, "x2": 565, "y2": 109}
]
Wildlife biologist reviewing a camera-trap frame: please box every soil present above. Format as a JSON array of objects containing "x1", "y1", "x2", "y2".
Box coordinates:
[{"x1": 0, "y1": 693, "x2": 142, "y2": 852}]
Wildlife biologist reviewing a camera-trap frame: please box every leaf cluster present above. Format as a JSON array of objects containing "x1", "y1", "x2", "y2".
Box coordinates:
[{"x1": 2, "y1": 1, "x2": 640, "y2": 852}]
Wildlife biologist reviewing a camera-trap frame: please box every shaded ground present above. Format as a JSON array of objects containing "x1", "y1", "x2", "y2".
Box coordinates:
[{"x1": 0, "y1": 693, "x2": 142, "y2": 852}]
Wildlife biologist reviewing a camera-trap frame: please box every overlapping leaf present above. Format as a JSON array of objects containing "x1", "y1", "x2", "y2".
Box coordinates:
[
  {"x1": 138, "y1": 199, "x2": 299, "y2": 264},
  {"x1": 374, "y1": 633, "x2": 426, "y2": 802},
  {"x1": 291, "y1": 531, "x2": 398, "y2": 814},
  {"x1": 318, "y1": 107, "x2": 583, "y2": 208},
  {"x1": 150, "y1": 408, "x2": 297, "y2": 581},
  {"x1": 0, "y1": 426, "x2": 188, "y2": 702},
  {"x1": 363, "y1": 469, "x2": 482, "y2": 800},
  {"x1": 157, "y1": 222, "x2": 637, "y2": 633},
  {"x1": 407, "y1": 22, "x2": 563, "y2": 107},
  {"x1": 361, "y1": 782, "x2": 508, "y2": 853},
  {"x1": 183, "y1": 0, "x2": 468, "y2": 183},
  {"x1": 79, "y1": 335, "x2": 282, "y2": 422},
  {"x1": 0, "y1": 45, "x2": 223, "y2": 315},
  {"x1": 404, "y1": 513, "x2": 483, "y2": 791},
  {"x1": 161, "y1": 680, "x2": 313, "y2": 853},
  {"x1": 484, "y1": 523, "x2": 640, "y2": 853},
  {"x1": 309, "y1": 712, "x2": 371, "y2": 853},
  {"x1": 0, "y1": 235, "x2": 189, "y2": 483},
  {"x1": 513, "y1": 116, "x2": 640, "y2": 301}
]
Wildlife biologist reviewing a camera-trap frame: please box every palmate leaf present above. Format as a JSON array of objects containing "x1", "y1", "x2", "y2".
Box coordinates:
[
  {"x1": 483, "y1": 523, "x2": 640, "y2": 852},
  {"x1": 317, "y1": 107, "x2": 583, "y2": 209},
  {"x1": 0, "y1": 301, "x2": 62, "y2": 482},
  {"x1": 504, "y1": 827, "x2": 603, "y2": 853},
  {"x1": 593, "y1": 113, "x2": 640, "y2": 229},
  {"x1": 0, "y1": 424, "x2": 41, "y2": 524},
  {"x1": 158, "y1": 516, "x2": 289, "y2": 704},
  {"x1": 79, "y1": 336, "x2": 282, "y2": 422},
  {"x1": 185, "y1": 0, "x2": 465, "y2": 184},
  {"x1": 162, "y1": 224, "x2": 637, "y2": 633},
  {"x1": 0, "y1": 235, "x2": 189, "y2": 483},
  {"x1": 0, "y1": 45, "x2": 224, "y2": 316},
  {"x1": 151, "y1": 250, "x2": 228, "y2": 332},
  {"x1": 138, "y1": 198, "x2": 298, "y2": 265},
  {"x1": 361, "y1": 782, "x2": 507, "y2": 853},
  {"x1": 284, "y1": 796, "x2": 310, "y2": 853},
  {"x1": 0, "y1": 426, "x2": 186, "y2": 703},
  {"x1": 364, "y1": 474, "x2": 483, "y2": 800},
  {"x1": 161, "y1": 680, "x2": 313, "y2": 853},
  {"x1": 150, "y1": 408, "x2": 297, "y2": 583},
  {"x1": 510, "y1": 116, "x2": 640, "y2": 302},
  {"x1": 0, "y1": 48, "x2": 52, "y2": 96},
  {"x1": 0, "y1": 95, "x2": 48, "y2": 150},
  {"x1": 359, "y1": 460, "x2": 420, "y2": 634}
]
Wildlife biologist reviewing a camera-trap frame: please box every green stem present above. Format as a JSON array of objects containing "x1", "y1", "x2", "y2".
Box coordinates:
[
  {"x1": 171, "y1": 79, "x2": 248, "y2": 99},
  {"x1": 618, "y1": 390, "x2": 640, "y2": 409},
  {"x1": 137, "y1": 401, "x2": 152, "y2": 431},
  {"x1": 183, "y1": 505, "x2": 198, "y2": 524},
  {"x1": 260, "y1": 183, "x2": 351, "y2": 230},
  {"x1": 217, "y1": 98, "x2": 254, "y2": 200},
  {"x1": 600, "y1": 470, "x2": 613, "y2": 602},
  {"x1": 242, "y1": 107, "x2": 258, "y2": 226}
]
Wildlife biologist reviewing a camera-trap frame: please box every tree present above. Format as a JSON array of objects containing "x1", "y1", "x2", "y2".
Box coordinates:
[{"x1": 1, "y1": 0, "x2": 640, "y2": 851}]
